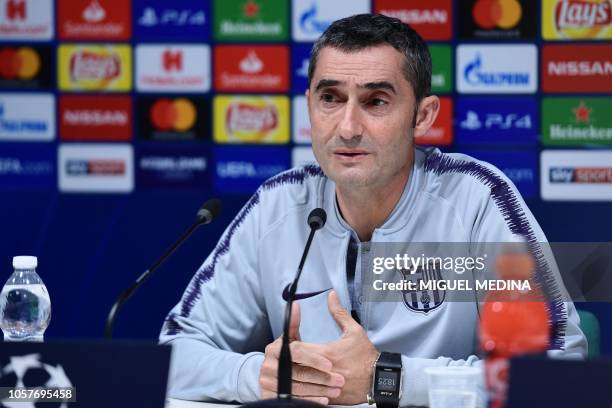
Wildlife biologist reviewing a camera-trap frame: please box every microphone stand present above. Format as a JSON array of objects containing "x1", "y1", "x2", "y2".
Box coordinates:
[
  {"x1": 104, "y1": 199, "x2": 222, "y2": 339},
  {"x1": 242, "y1": 209, "x2": 327, "y2": 408}
]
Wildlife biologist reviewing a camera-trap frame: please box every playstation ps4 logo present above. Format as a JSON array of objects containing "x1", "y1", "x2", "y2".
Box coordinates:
[
  {"x1": 464, "y1": 54, "x2": 530, "y2": 86},
  {"x1": 299, "y1": 3, "x2": 332, "y2": 34},
  {"x1": 138, "y1": 7, "x2": 206, "y2": 27},
  {"x1": 460, "y1": 110, "x2": 532, "y2": 130}
]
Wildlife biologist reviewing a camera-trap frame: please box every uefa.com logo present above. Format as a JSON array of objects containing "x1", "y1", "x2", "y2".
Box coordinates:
[
  {"x1": 214, "y1": 146, "x2": 290, "y2": 193},
  {"x1": 457, "y1": 44, "x2": 537, "y2": 94}
]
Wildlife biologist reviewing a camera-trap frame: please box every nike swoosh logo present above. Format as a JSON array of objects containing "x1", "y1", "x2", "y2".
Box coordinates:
[{"x1": 282, "y1": 284, "x2": 331, "y2": 301}]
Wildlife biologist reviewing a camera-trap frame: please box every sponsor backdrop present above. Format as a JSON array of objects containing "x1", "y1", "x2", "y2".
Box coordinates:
[{"x1": 0, "y1": 0, "x2": 611, "y2": 349}]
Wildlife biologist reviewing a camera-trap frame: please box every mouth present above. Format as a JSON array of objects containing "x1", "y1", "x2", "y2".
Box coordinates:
[{"x1": 333, "y1": 150, "x2": 369, "y2": 160}]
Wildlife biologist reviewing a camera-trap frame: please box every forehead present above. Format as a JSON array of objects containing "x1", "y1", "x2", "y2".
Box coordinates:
[{"x1": 312, "y1": 45, "x2": 408, "y2": 88}]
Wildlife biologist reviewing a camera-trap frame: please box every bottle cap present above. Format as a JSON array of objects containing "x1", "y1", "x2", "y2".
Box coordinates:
[{"x1": 12, "y1": 256, "x2": 38, "y2": 270}]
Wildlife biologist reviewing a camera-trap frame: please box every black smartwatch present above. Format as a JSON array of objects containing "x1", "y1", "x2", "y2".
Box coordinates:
[{"x1": 367, "y1": 352, "x2": 403, "y2": 408}]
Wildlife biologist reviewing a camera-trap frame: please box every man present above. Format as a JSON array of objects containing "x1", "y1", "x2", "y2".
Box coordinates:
[{"x1": 160, "y1": 14, "x2": 586, "y2": 407}]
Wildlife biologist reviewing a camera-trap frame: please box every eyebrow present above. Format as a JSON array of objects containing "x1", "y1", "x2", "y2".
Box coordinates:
[{"x1": 314, "y1": 79, "x2": 396, "y2": 94}]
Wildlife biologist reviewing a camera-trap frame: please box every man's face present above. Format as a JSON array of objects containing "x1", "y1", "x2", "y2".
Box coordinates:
[{"x1": 307, "y1": 45, "x2": 417, "y2": 190}]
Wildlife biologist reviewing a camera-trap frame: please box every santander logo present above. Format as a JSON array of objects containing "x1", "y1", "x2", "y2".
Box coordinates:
[
  {"x1": 82, "y1": 0, "x2": 106, "y2": 23},
  {"x1": 239, "y1": 51, "x2": 263, "y2": 74}
]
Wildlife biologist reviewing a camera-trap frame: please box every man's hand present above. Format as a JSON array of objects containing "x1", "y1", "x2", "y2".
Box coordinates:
[
  {"x1": 299, "y1": 290, "x2": 380, "y2": 405},
  {"x1": 259, "y1": 302, "x2": 346, "y2": 405}
]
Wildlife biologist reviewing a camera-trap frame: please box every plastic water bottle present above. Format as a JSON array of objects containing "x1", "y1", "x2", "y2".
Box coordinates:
[{"x1": 0, "y1": 256, "x2": 51, "y2": 342}]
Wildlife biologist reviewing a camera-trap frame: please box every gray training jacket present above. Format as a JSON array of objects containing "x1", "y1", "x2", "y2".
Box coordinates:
[{"x1": 159, "y1": 147, "x2": 587, "y2": 407}]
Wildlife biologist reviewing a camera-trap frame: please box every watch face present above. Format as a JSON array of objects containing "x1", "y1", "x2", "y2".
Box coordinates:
[{"x1": 377, "y1": 371, "x2": 399, "y2": 392}]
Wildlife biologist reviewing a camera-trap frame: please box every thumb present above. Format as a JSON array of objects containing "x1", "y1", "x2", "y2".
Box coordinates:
[
  {"x1": 288, "y1": 302, "x2": 301, "y2": 341},
  {"x1": 328, "y1": 290, "x2": 355, "y2": 334}
]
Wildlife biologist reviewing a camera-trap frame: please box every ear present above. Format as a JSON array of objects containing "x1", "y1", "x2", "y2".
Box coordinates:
[{"x1": 413, "y1": 95, "x2": 440, "y2": 138}]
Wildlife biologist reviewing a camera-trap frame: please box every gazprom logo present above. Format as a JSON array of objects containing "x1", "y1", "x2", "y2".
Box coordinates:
[
  {"x1": 464, "y1": 54, "x2": 529, "y2": 86},
  {"x1": 299, "y1": 3, "x2": 331, "y2": 35},
  {"x1": 457, "y1": 45, "x2": 537, "y2": 94}
]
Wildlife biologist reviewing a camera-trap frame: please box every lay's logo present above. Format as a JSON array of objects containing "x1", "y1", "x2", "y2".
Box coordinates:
[
  {"x1": 69, "y1": 50, "x2": 120, "y2": 82},
  {"x1": 214, "y1": 96, "x2": 289, "y2": 144},
  {"x1": 543, "y1": 0, "x2": 611, "y2": 39},
  {"x1": 58, "y1": 44, "x2": 132, "y2": 91}
]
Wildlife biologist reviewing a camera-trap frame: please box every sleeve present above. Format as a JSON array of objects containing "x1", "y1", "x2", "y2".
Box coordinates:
[
  {"x1": 395, "y1": 162, "x2": 587, "y2": 407},
  {"x1": 159, "y1": 190, "x2": 273, "y2": 403},
  {"x1": 467, "y1": 163, "x2": 587, "y2": 359}
]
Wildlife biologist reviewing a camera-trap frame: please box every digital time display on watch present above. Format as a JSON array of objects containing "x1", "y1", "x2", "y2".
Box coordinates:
[{"x1": 377, "y1": 371, "x2": 398, "y2": 391}]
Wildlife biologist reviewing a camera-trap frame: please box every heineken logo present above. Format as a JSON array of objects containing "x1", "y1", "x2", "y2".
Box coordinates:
[
  {"x1": 573, "y1": 101, "x2": 591, "y2": 123},
  {"x1": 214, "y1": 0, "x2": 287, "y2": 40},
  {"x1": 543, "y1": 98, "x2": 612, "y2": 146}
]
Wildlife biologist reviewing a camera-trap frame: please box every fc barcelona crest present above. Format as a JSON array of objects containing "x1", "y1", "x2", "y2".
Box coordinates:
[{"x1": 397, "y1": 262, "x2": 446, "y2": 314}]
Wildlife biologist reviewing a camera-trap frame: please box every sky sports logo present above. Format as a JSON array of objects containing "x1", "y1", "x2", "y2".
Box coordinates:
[
  {"x1": 541, "y1": 150, "x2": 612, "y2": 200},
  {"x1": 65, "y1": 159, "x2": 126, "y2": 176},
  {"x1": 549, "y1": 167, "x2": 612, "y2": 184},
  {"x1": 58, "y1": 144, "x2": 133, "y2": 193},
  {"x1": 457, "y1": 44, "x2": 537, "y2": 93}
]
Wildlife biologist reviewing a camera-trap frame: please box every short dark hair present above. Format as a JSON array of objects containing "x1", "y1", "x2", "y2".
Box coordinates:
[{"x1": 308, "y1": 13, "x2": 432, "y2": 103}]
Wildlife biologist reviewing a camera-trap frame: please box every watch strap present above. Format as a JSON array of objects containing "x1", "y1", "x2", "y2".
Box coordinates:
[
  {"x1": 377, "y1": 352, "x2": 402, "y2": 369},
  {"x1": 373, "y1": 352, "x2": 402, "y2": 408}
]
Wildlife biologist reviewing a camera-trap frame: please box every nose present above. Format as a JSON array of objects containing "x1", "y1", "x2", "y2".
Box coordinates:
[{"x1": 337, "y1": 100, "x2": 363, "y2": 141}]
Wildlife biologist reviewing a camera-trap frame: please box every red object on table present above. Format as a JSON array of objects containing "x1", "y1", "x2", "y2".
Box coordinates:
[{"x1": 479, "y1": 252, "x2": 551, "y2": 408}]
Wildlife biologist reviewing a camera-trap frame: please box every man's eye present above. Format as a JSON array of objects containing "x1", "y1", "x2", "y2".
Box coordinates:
[
  {"x1": 368, "y1": 98, "x2": 388, "y2": 107},
  {"x1": 320, "y1": 94, "x2": 336, "y2": 103}
]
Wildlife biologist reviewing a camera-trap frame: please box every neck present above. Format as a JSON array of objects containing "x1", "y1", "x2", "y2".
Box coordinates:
[{"x1": 336, "y1": 165, "x2": 412, "y2": 242}]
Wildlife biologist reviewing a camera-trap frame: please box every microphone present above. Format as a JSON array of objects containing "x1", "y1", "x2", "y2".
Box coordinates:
[
  {"x1": 104, "y1": 198, "x2": 222, "y2": 339},
  {"x1": 242, "y1": 208, "x2": 328, "y2": 408}
]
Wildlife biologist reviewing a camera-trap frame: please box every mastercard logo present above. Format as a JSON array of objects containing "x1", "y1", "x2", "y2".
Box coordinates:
[
  {"x1": 473, "y1": 0, "x2": 522, "y2": 29},
  {"x1": 150, "y1": 98, "x2": 197, "y2": 131},
  {"x1": 0, "y1": 48, "x2": 41, "y2": 80}
]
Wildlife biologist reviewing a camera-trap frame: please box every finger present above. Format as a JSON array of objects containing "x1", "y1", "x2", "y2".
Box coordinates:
[
  {"x1": 261, "y1": 388, "x2": 276, "y2": 400},
  {"x1": 295, "y1": 396, "x2": 329, "y2": 405},
  {"x1": 293, "y1": 365, "x2": 346, "y2": 388},
  {"x1": 289, "y1": 302, "x2": 301, "y2": 342},
  {"x1": 327, "y1": 290, "x2": 356, "y2": 334},
  {"x1": 260, "y1": 371, "x2": 343, "y2": 393},
  {"x1": 291, "y1": 342, "x2": 333, "y2": 372},
  {"x1": 264, "y1": 338, "x2": 282, "y2": 360},
  {"x1": 292, "y1": 381, "x2": 341, "y2": 399}
]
